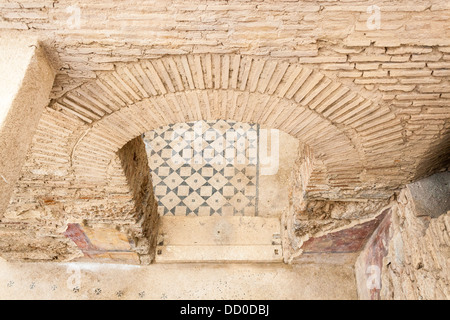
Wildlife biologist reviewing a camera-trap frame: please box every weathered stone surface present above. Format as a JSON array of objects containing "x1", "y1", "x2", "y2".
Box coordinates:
[
  {"x1": 355, "y1": 210, "x2": 392, "y2": 300},
  {"x1": 381, "y1": 188, "x2": 450, "y2": 300},
  {"x1": 302, "y1": 210, "x2": 390, "y2": 254},
  {"x1": 0, "y1": 36, "x2": 55, "y2": 218},
  {"x1": 354, "y1": 172, "x2": 450, "y2": 300},
  {"x1": 0, "y1": 0, "x2": 448, "y2": 274},
  {"x1": 282, "y1": 142, "x2": 393, "y2": 263},
  {"x1": 407, "y1": 172, "x2": 450, "y2": 218},
  {"x1": 64, "y1": 223, "x2": 140, "y2": 264},
  {"x1": 0, "y1": 260, "x2": 358, "y2": 300}
]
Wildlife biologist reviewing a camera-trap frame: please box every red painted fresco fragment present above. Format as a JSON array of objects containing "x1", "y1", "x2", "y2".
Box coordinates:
[
  {"x1": 63, "y1": 223, "x2": 96, "y2": 252},
  {"x1": 63, "y1": 223, "x2": 136, "y2": 263},
  {"x1": 364, "y1": 212, "x2": 392, "y2": 300},
  {"x1": 302, "y1": 209, "x2": 389, "y2": 254}
]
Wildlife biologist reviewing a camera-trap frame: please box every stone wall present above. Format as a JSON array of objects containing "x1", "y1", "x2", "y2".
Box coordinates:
[
  {"x1": 0, "y1": 36, "x2": 55, "y2": 218},
  {"x1": 380, "y1": 173, "x2": 450, "y2": 300},
  {"x1": 0, "y1": 0, "x2": 449, "y2": 264},
  {"x1": 117, "y1": 136, "x2": 159, "y2": 264},
  {"x1": 61, "y1": 137, "x2": 159, "y2": 264},
  {"x1": 355, "y1": 171, "x2": 450, "y2": 299},
  {"x1": 283, "y1": 142, "x2": 391, "y2": 262},
  {"x1": 0, "y1": 134, "x2": 158, "y2": 264}
]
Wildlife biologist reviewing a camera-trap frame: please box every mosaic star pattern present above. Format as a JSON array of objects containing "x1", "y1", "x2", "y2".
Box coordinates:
[{"x1": 144, "y1": 120, "x2": 260, "y2": 216}]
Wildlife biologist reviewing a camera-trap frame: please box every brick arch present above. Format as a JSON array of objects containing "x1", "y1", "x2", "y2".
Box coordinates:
[
  {"x1": 53, "y1": 54, "x2": 400, "y2": 199},
  {"x1": 70, "y1": 90, "x2": 360, "y2": 198}
]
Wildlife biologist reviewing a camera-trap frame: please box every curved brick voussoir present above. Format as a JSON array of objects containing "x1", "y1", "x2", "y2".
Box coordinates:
[{"x1": 49, "y1": 54, "x2": 399, "y2": 200}]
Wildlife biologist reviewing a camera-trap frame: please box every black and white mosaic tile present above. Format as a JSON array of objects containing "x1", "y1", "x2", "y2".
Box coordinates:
[{"x1": 143, "y1": 120, "x2": 259, "y2": 216}]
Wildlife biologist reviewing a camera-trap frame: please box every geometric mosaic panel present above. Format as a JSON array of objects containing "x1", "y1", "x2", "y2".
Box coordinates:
[{"x1": 143, "y1": 120, "x2": 259, "y2": 216}]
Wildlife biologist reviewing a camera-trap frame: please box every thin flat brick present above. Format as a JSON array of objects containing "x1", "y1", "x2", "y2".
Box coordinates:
[
  {"x1": 387, "y1": 47, "x2": 433, "y2": 55},
  {"x1": 389, "y1": 70, "x2": 432, "y2": 77},
  {"x1": 418, "y1": 85, "x2": 450, "y2": 93},
  {"x1": 411, "y1": 53, "x2": 443, "y2": 62},
  {"x1": 356, "y1": 63, "x2": 380, "y2": 71},
  {"x1": 396, "y1": 94, "x2": 440, "y2": 100},
  {"x1": 363, "y1": 70, "x2": 388, "y2": 77},
  {"x1": 433, "y1": 70, "x2": 450, "y2": 77},
  {"x1": 427, "y1": 62, "x2": 450, "y2": 69},
  {"x1": 379, "y1": 85, "x2": 416, "y2": 92},
  {"x1": 339, "y1": 71, "x2": 363, "y2": 78},
  {"x1": 299, "y1": 56, "x2": 347, "y2": 64},
  {"x1": 382, "y1": 62, "x2": 426, "y2": 69},
  {"x1": 350, "y1": 55, "x2": 391, "y2": 62}
]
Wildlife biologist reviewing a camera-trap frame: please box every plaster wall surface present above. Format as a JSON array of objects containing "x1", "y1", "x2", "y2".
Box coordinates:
[{"x1": 0, "y1": 35, "x2": 55, "y2": 217}]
